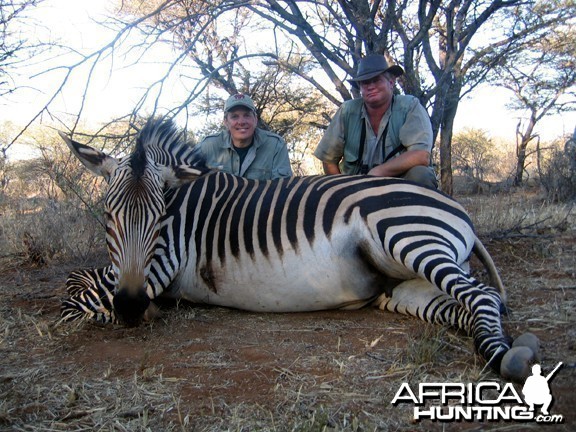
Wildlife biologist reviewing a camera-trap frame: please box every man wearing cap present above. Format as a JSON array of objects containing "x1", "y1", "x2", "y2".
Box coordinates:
[
  {"x1": 314, "y1": 54, "x2": 437, "y2": 188},
  {"x1": 198, "y1": 94, "x2": 293, "y2": 180}
]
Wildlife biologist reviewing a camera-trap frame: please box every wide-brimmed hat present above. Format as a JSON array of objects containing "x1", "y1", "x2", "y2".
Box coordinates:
[
  {"x1": 349, "y1": 54, "x2": 404, "y2": 82},
  {"x1": 224, "y1": 94, "x2": 256, "y2": 112}
]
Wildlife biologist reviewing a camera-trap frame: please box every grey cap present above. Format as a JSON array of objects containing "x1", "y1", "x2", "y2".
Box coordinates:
[{"x1": 349, "y1": 54, "x2": 404, "y2": 82}]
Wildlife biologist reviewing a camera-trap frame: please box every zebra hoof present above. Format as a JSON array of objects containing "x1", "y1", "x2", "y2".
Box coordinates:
[
  {"x1": 500, "y1": 346, "x2": 536, "y2": 383},
  {"x1": 143, "y1": 301, "x2": 161, "y2": 322},
  {"x1": 512, "y1": 332, "x2": 541, "y2": 361}
]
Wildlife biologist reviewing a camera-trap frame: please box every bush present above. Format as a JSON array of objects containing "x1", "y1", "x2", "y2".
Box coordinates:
[
  {"x1": 0, "y1": 201, "x2": 105, "y2": 268},
  {"x1": 0, "y1": 132, "x2": 107, "y2": 269},
  {"x1": 451, "y1": 129, "x2": 516, "y2": 195},
  {"x1": 539, "y1": 143, "x2": 576, "y2": 203}
]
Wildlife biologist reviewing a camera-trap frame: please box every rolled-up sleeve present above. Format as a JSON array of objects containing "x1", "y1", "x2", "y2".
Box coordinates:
[
  {"x1": 272, "y1": 138, "x2": 293, "y2": 179},
  {"x1": 314, "y1": 107, "x2": 346, "y2": 164},
  {"x1": 399, "y1": 99, "x2": 433, "y2": 152}
]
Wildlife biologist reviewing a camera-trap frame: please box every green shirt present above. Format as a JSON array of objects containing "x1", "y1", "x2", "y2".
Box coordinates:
[
  {"x1": 314, "y1": 95, "x2": 433, "y2": 175},
  {"x1": 198, "y1": 128, "x2": 293, "y2": 180}
]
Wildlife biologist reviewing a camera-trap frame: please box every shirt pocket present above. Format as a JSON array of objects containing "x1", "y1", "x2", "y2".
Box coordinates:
[{"x1": 276, "y1": 167, "x2": 292, "y2": 178}]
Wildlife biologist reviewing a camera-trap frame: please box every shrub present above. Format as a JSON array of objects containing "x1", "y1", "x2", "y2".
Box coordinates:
[
  {"x1": 0, "y1": 201, "x2": 105, "y2": 267},
  {"x1": 538, "y1": 142, "x2": 576, "y2": 203},
  {"x1": 0, "y1": 131, "x2": 107, "y2": 269}
]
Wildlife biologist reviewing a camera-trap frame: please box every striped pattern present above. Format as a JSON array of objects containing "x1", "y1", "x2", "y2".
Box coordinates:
[
  {"x1": 61, "y1": 118, "x2": 511, "y2": 371},
  {"x1": 62, "y1": 266, "x2": 117, "y2": 324},
  {"x1": 166, "y1": 174, "x2": 472, "y2": 271}
]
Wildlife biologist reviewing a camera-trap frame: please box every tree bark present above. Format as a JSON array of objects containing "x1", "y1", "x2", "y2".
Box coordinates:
[{"x1": 514, "y1": 114, "x2": 537, "y2": 186}]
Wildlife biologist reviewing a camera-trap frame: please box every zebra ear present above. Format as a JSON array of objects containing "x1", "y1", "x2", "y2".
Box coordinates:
[
  {"x1": 59, "y1": 131, "x2": 118, "y2": 182},
  {"x1": 160, "y1": 165, "x2": 205, "y2": 188}
]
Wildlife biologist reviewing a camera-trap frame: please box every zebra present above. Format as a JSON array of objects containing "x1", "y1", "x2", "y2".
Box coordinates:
[{"x1": 59, "y1": 117, "x2": 538, "y2": 381}]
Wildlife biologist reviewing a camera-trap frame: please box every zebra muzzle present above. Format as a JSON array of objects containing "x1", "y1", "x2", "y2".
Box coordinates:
[{"x1": 113, "y1": 288, "x2": 151, "y2": 327}]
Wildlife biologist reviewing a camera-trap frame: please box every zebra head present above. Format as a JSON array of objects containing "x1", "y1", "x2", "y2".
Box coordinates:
[{"x1": 60, "y1": 118, "x2": 207, "y2": 326}]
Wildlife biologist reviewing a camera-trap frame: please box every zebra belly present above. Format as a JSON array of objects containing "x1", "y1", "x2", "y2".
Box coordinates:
[{"x1": 171, "y1": 237, "x2": 395, "y2": 312}]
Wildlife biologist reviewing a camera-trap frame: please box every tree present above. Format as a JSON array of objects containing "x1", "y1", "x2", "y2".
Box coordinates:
[
  {"x1": 101, "y1": 1, "x2": 564, "y2": 192},
  {"x1": 452, "y1": 128, "x2": 496, "y2": 182},
  {"x1": 489, "y1": 8, "x2": 576, "y2": 185},
  {"x1": 10, "y1": 0, "x2": 574, "y2": 191},
  {"x1": 538, "y1": 134, "x2": 576, "y2": 202},
  {"x1": 1, "y1": 0, "x2": 43, "y2": 98},
  {"x1": 112, "y1": 0, "x2": 333, "y2": 172},
  {"x1": 235, "y1": 0, "x2": 535, "y2": 193},
  {"x1": 1, "y1": 0, "x2": 44, "y2": 161}
]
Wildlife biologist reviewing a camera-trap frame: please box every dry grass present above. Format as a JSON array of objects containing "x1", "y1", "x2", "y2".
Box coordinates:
[
  {"x1": 0, "y1": 308, "x2": 188, "y2": 431},
  {"x1": 459, "y1": 189, "x2": 574, "y2": 239},
  {"x1": 0, "y1": 202, "x2": 105, "y2": 269}
]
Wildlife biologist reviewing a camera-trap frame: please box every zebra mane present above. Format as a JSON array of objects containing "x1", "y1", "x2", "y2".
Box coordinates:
[{"x1": 131, "y1": 117, "x2": 207, "y2": 177}]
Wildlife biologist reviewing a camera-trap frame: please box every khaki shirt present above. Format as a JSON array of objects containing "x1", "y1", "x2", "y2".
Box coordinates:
[
  {"x1": 198, "y1": 128, "x2": 293, "y2": 180},
  {"x1": 314, "y1": 95, "x2": 433, "y2": 174}
]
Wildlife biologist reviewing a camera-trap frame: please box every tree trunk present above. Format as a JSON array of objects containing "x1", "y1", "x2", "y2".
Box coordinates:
[
  {"x1": 514, "y1": 114, "x2": 537, "y2": 186},
  {"x1": 439, "y1": 126, "x2": 454, "y2": 195},
  {"x1": 514, "y1": 138, "x2": 528, "y2": 186},
  {"x1": 430, "y1": 76, "x2": 461, "y2": 195}
]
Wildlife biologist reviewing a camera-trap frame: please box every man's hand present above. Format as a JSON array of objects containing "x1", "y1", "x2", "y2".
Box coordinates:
[{"x1": 368, "y1": 150, "x2": 430, "y2": 177}]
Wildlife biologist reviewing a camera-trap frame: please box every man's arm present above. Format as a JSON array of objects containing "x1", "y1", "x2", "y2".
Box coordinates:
[
  {"x1": 322, "y1": 162, "x2": 341, "y2": 175},
  {"x1": 367, "y1": 149, "x2": 430, "y2": 177},
  {"x1": 314, "y1": 106, "x2": 346, "y2": 175},
  {"x1": 271, "y1": 137, "x2": 294, "y2": 179}
]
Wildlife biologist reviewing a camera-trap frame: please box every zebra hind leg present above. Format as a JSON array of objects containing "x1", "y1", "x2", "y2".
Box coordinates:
[
  {"x1": 375, "y1": 275, "x2": 537, "y2": 382},
  {"x1": 61, "y1": 267, "x2": 118, "y2": 324},
  {"x1": 436, "y1": 270, "x2": 511, "y2": 370},
  {"x1": 444, "y1": 273, "x2": 541, "y2": 383},
  {"x1": 374, "y1": 278, "x2": 474, "y2": 335}
]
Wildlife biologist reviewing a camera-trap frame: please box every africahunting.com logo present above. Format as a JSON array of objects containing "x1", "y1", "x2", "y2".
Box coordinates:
[{"x1": 391, "y1": 362, "x2": 564, "y2": 423}]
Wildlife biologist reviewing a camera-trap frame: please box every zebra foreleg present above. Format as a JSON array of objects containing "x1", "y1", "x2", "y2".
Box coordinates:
[
  {"x1": 61, "y1": 267, "x2": 117, "y2": 324},
  {"x1": 61, "y1": 267, "x2": 161, "y2": 324}
]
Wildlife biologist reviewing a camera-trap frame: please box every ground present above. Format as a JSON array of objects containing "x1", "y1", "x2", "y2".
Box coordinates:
[{"x1": 0, "y1": 229, "x2": 574, "y2": 430}]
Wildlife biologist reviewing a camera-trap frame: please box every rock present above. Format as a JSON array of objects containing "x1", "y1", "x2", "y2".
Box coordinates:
[
  {"x1": 500, "y1": 346, "x2": 536, "y2": 383},
  {"x1": 512, "y1": 332, "x2": 541, "y2": 361}
]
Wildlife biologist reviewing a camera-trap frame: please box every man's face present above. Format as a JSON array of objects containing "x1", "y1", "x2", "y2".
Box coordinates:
[
  {"x1": 359, "y1": 73, "x2": 395, "y2": 108},
  {"x1": 224, "y1": 107, "x2": 257, "y2": 145}
]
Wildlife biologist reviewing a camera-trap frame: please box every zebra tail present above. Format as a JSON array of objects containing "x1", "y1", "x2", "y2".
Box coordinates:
[{"x1": 473, "y1": 237, "x2": 507, "y2": 304}]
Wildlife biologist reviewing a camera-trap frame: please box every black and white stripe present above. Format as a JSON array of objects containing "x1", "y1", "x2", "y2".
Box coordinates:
[
  {"x1": 61, "y1": 118, "x2": 511, "y2": 372},
  {"x1": 61, "y1": 266, "x2": 117, "y2": 324}
]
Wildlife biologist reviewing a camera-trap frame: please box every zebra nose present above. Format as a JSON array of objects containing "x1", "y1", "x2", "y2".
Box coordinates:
[{"x1": 113, "y1": 288, "x2": 151, "y2": 327}]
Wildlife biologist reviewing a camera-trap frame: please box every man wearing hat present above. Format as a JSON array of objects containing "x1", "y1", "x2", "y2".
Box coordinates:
[
  {"x1": 314, "y1": 54, "x2": 437, "y2": 188},
  {"x1": 198, "y1": 93, "x2": 293, "y2": 180}
]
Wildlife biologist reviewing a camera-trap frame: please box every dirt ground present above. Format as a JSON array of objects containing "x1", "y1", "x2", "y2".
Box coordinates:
[{"x1": 0, "y1": 229, "x2": 575, "y2": 431}]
